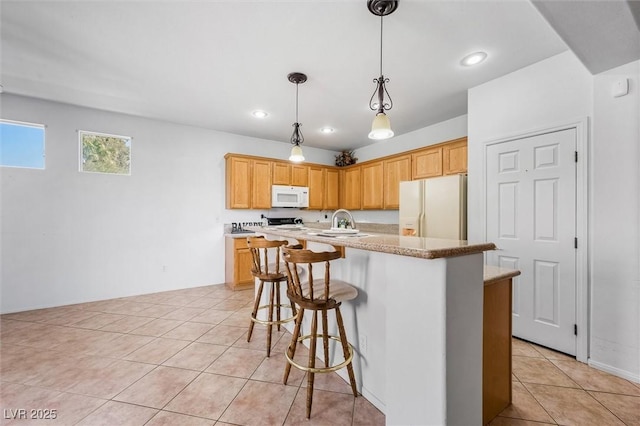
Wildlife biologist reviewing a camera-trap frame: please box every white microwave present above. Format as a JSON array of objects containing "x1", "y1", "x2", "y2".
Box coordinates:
[{"x1": 271, "y1": 185, "x2": 309, "y2": 208}]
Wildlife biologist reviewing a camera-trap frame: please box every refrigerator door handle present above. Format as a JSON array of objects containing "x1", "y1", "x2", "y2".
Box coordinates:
[{"x1": 418, "y1": 212, "x2": 426, "y2": 237}]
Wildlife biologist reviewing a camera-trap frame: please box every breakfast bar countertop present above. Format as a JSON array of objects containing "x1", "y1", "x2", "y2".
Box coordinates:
[
  {"x1": 484, "y1": 264, "x2": 521, "y2": 284},
  {"x1": 245, "y1": 225, "x2": 496, "y2": 260}
]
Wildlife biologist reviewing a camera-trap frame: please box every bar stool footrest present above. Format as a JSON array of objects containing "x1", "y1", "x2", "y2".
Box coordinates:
[
  {"x1": 250, "y1": 304, "x2": 297, "y2": 326},
  {"x1": 285, "y1": 334, "x2": 354, "y2": 374}
]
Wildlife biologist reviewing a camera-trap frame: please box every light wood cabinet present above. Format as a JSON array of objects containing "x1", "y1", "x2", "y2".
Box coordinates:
[
  {"x1": 251, "y1": 159, "x2": 272, "y2": 209},
  {"x1": 225, "y1": 237, "x2": 255, "y2": 290},
  {"x1": 341, "y1": 166, "x2": 361, "y2": 210},
  {"x1": 225, "y1": 156, "x2": 252, "y2": 209},
  {"x1": 383, "y1": 155, "x2": 411, "y2": 209},
  {"x1": 225, "y1": 137, "x2": 466, "y2": 211},
  {"x1": 291, "y1": 164, "x2": 309, "y2": 187},
  {"x1": 309, "y1": 166, "x2": 340, "y2": 210},
  {"x1": 325, "y1": 168, "x2": 340, "y2": 210},
  {"x1": 483, "y1": 276, "x2": 513, "y2": 424},
  {"x1": 308, "y1": 166, "x2": 325, "y2": 210},
  {"x1": 361, "y1": 161, "x2": 384, "y2": 210},
  {"x1": 412, "y1": 146, "x2": 443, "y2": 179},
  {"x1": 225, "y1": 155, "x2": 272, "y2": 209},
  {"x1": 443, "y1": 139, "x2": 468, "y2": 175},
  {"x1": 272, "y1": 162, "x2": 291, "y2": 185}
]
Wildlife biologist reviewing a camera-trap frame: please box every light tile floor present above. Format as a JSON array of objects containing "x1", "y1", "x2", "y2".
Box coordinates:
[{"x1": 0, "y1": 284, "x2": 638, "y2": 425}]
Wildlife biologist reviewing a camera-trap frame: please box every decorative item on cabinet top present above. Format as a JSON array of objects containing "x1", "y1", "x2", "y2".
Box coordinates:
[{"x1": 335, "y1": 150, "x2": 358, "y2": 167}]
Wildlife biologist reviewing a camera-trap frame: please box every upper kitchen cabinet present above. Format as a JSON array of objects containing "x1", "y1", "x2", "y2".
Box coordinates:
[
  {"x1": 412, "y1": 146, "x2": 443, "y2": 179},
  {"x1": 272, "y1": 162, "x2": 291, "y2": 185},
  {"x1": 383, "y1": 155, "x2": 411, "y2": 209},
  {"x1": 225, "y1": 155, "x2": 253, "y2": 209},
  {"x1": 291, "y1": 164, "x2": 309, "y2": 187},
  {"x1": 341, "y1": 166, "x2": 362, "y2": 210},
  {"x1": 442, "y1": 137, "x2": 468, "y2": 175},
  {"x1": 272, "y1": 162, "x2": 308, "y2": 186},
  {"x1": 362, "y1": 161, "x2": 384, "y2": 210},
  {"x1": 308, "y1": 166, "x2": 325, "y2": 210},
  {"x1": 225, "y1": 154, "x2": 272, "y2": 209},
  {"x1": 325, "y1": 168, "x2": 340, "y2": 210},
  {"x1": 251, "y1": 159, "x2": 272, "y2": 209},
  {"x1": 306, "y1": 166, "x2": 340, "y2": 210}
]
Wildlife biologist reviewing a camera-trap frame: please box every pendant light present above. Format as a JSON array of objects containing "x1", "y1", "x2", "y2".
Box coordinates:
[
  {"x1": 367, "y1": 0, "x2": 398, "y2": 140},
  {"x1": 288, "y1": 72, "x2": 307, "y2": 162}
]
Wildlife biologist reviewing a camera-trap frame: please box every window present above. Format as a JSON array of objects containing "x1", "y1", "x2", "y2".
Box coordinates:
[
  {"x1": 0, "y1": 119, "x2": 46, "y2": 169},
  {"x1": 79, "y1": 130, "x2": 131, "y2": 175}
]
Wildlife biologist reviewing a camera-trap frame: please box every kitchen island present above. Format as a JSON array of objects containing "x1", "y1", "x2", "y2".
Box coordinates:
[{"x1": 247, "y1": 225, "x2": 496, "y2": 425}]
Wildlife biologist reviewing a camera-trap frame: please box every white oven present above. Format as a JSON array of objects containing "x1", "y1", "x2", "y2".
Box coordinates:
[{"x1": 271, "y1": 185, "x2": 309, "y2": 208}]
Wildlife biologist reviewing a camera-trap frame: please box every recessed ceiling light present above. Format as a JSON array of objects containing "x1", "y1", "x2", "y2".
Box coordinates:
[
  {"x1": 460, "y1": 51, "x2": 488, "y2": 67},
  {"x1": 252, "y1": 110, "x2": 268, "y2": 118},
  {"x1": 320, "y1": 127, "x2": 334, "y2": 134}
]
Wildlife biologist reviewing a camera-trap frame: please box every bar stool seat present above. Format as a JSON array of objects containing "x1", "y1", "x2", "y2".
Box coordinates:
[
  {"x1": 282, "y1": 247, "x2": 359, "y2": 419},
  {"x1": 246, "y1": 236, "x2": 300, "y2": 357},
  {"x1": 301, "y1": 279, "x2": 358, "y2": 301}
]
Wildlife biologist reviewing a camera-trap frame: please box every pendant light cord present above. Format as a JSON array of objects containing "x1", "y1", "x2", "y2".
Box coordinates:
[
  {"x1": 295, "y1": 83, "x2": 299, "y2": 123},
  {"x1": 379, "y1": 14, "x2": 384, "y2": 76}
]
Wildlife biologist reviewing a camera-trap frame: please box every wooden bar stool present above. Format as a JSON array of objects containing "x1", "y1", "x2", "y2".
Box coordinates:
[
  {"x1": 281, "y1": 246, "x2": 358, "y2": 419},
  {"x1": 246, "y1": 236, "x2": 298, "y2": 357}
]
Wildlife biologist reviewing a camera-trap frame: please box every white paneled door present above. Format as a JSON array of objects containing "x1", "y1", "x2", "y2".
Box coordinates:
[{"x1": 486, "y1": 128, "x2": 577, "y2": 355}]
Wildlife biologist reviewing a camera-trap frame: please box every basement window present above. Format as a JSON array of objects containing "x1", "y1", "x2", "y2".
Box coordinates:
[
  {"x1": 0, "y1": 119, "x2": 46, "y2": 169},
  {"x1": 79, "y1": 130, "x2": 131, "y2": 175}
]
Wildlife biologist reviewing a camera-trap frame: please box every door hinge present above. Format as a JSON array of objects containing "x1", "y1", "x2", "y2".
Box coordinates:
[
  {"x1": 574, "y1": 237, "x2": 578, "y2": 249},
  {"x1": 575, "y1": 151, "x2": 578, "y2": 162},
  {"x1": 574, "y1": 324, "x2": 578, "y2": 336}
]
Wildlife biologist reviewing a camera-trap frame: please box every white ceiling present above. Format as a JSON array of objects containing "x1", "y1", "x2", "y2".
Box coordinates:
[{"x1": 0, "y1": 1, "x2": 579, "y2": 151}]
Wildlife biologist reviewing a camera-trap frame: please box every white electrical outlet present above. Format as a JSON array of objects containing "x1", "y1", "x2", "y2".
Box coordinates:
[{"x1": 359, "y1": 334, "x2": 367, "y2": 355}]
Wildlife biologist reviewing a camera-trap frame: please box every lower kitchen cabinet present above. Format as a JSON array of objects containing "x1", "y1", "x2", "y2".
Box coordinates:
[
  {"x1": 225, "y1": 236, "x2": 255, "y2": 291},
  {"x1": 483, "y1": 273, "x2": 514, "y2": 424}
]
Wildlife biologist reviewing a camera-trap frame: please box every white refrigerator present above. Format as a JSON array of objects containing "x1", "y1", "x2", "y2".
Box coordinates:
[{"x1": 399, "y1": 174, "x2": 467, "y2": 239}]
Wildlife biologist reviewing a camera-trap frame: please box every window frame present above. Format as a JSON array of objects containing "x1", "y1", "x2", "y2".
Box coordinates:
[{"x1": 0, "y1": 119, "x2": 46, "y2": 170}]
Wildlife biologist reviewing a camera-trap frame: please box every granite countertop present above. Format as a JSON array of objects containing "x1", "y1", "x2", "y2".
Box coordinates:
[
  {"x1": 245, "y1": 225, "x2": 496, "y2": 260},
  {"x1": 225, "y1": 232, "x2": 256, "y2": 239},
  {"x1": 483, "y1": 265, "x2": 521, "y2": 284}
]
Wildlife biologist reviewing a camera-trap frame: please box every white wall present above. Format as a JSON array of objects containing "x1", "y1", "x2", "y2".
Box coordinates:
[
  {"x1": 0, "y1": 94, "x2": 337, "y2": 313},
  {"x1": 468, "y1": 51, "x2": 640, "y2": 381},
  {"x1": 590, "y1": 60, "x2": 640, "y2": 380}
]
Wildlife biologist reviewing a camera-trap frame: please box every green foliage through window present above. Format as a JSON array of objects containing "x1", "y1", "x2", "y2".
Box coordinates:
[{"x1": 80, "y1": 131, "x2": 131, "y2": 175}]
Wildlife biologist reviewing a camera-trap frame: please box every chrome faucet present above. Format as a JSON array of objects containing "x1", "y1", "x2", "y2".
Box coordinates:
[{"x1": 331, "y1": 209, "x2": 356, "y2": 230}]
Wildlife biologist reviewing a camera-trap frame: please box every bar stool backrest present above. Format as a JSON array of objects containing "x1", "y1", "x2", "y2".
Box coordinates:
[
  {"x1": 282, "y1": 247, "x2": 341, "y2": 304},
  {"x1": 246, "y1": 236, "x2": 287, "y2": 280}
]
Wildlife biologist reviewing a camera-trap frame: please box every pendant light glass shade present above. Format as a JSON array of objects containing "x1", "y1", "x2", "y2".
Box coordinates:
[
  {"x1": 369, "y1": 112, "x2": 394, "y2": 140},
  {"x1": 289, "y1": 143, "x2": 305, "y2": 162}
]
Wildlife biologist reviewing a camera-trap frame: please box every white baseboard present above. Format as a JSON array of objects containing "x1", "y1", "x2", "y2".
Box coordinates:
[{"x1": 588, "y1": 358, "x2": 640, "y2": 384}]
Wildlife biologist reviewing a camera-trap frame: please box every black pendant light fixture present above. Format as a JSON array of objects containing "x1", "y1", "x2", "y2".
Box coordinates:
[
  {"x1": 288, "y1": 72, "x2": 307, "y2": 162},
  {"x1": 367, "y1": 0, "x2": 398, "y2": 140}
]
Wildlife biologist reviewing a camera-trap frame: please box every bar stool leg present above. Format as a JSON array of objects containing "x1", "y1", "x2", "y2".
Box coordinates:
[
  {"x1": 321, "y1": 310, "x2": 330, "y2": 367},
  {"x1": 336, "y1": 307, "x2": 358, "y2": 397},
  {"x1": 266, "y1": 282, "x2": 276, "y2": 357},
  {"x1": 306, "y1": 310, "x2": 319, "y2": 419},
  {"x1": 276, "y1": 282, "x2": 282, "y2": 331},
  {"x1": 248, "y1": 280, "x2": 264, "y2": 342},
  {"x1": 284, "y1": 307, "x2": 304, "y2": 385}
]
